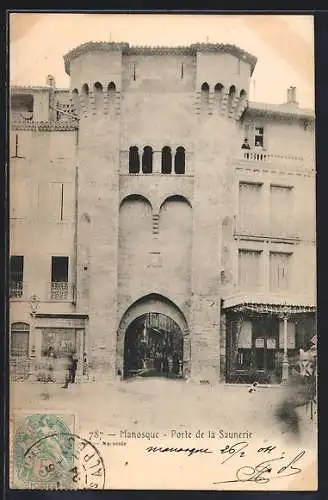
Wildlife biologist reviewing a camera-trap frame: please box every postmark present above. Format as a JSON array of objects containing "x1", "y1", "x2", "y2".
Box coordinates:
[{"x1": 13, "y1": 414, "x2": 106, "y2": 489}]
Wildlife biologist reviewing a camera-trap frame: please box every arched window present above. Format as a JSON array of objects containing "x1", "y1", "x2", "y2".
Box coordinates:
[
  {"x1": 214, "y1": 83, "x2": 224, "y2": 94},
  {"x1": 214, "y1": 83, "x2": 224, "y2": 99},
  {"x1": 161, "y1": 146, "x2": 172, "y2": 174},
  {"x1": 94, "y1": 82, "x2": 103, "y2": 92},
  {"x1": 81, "y1": 83, "x2": 89, "y2": 96},
  {"x1": 175, "y1": 147, "x2": 185, "y2": 174},
  {"x1": 228, "y1": 85, "x2": 236, "y2": 110},
  {"x1": 201, "y1": 82, "x2": 210, "y2": 104},
  {"x1": 240, "y1": 89, "x2": 247, "y2": 99},
  {"x1": 93, "y1": 82, "x2": 103, "y2": 108},
  {"x1": 108, "y1": 81, "x2": 116, "y2": 93},
  {"x1": 81, "y1": 84, "x2": 89, "y2": 107},
  {"x1": 72, "y1": 88, "x2": 79, "y2": 111},
  {"x1": 11, "y1": 322, "x2": 29, "y2": 357},
  {"x1": 142, "y1": 146, "x2": 153, "y2": 174},
  {"x1": 129, "y1": 146, "x2": 140, "y2": 174},
  {"x1": 214, "y1": 83, "x2": 224, "y2": 109}
]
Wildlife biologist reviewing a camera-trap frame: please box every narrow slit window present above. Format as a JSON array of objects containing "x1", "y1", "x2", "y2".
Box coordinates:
[
  {"x1": 60, "y1": 183, "x2": 64, "y2": 221},
  {"x1": 181, "y1": 63, "x2": 184, "y2": 79}
]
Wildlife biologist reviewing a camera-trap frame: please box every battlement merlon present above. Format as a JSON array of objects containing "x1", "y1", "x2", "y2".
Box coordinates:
[{"x1": 63, "y1": 41, "x2": 258, "y2": 76}]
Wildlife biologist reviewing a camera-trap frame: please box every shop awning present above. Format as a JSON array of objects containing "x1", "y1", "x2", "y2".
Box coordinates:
[{"x1": 222, "y1": 295, "x2": 316, "y2": 315}]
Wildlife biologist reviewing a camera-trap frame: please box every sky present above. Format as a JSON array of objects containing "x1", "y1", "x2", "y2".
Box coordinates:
[{"x1": 9, "y1": 13, "x2": 314, "y2": 109}]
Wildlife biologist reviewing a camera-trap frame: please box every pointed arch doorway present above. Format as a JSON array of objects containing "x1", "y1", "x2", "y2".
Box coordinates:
[{"x1": 116, "y1": 294, "x2": 190, "y2": 380}]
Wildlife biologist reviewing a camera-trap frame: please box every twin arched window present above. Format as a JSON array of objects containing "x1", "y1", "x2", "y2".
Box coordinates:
[
  {"x1": 129, "y1": 146, "x2": 186, "y2": 174},
  {"x1": 162, "y1": 146, "x2": 185, "y2": 174},
  {"x1": 129, "y1": 146, "x2": 153, "y2": 174}
]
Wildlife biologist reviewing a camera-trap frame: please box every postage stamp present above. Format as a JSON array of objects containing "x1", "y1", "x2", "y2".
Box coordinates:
[{"x1": 11, "y1": 413, "x2": 105, "y2": 490}]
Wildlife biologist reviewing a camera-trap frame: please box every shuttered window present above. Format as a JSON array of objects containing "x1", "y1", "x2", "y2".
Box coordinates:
[
  {"x1": 238, "y1": 249, "x2": 262, "y2": 291},
  {"x1": 238, "y1": 182, "x2": 262, "y2": 234}
]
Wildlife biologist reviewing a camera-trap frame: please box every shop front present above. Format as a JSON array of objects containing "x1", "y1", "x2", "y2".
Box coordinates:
[
  {"x1": 31, "y1": 313, "x2": 88, "y2": 382},
  {"x1": 224, "y1": 302, "x2": 316, "y2": 384}
]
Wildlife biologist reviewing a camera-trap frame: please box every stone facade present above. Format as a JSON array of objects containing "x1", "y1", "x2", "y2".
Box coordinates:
[{"x1": 9, "y1": 42, "x2": 316, "y2": 383}]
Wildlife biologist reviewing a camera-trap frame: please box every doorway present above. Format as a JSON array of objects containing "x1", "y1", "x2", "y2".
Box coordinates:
[
  {"x1": 227, "y1": 315, "x2": 279, "y2": 383},
  {"x1": 123, "y1": 312, "x2": 184, "y2": 379}
]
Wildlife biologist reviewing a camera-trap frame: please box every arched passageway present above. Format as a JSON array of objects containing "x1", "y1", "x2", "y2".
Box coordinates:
[
  {"x1": 123, "y1": 312, "x2": 184, "y2": 379},
  {"x1": 117, "y1": 293, "x2": 190, "y2": 380}
]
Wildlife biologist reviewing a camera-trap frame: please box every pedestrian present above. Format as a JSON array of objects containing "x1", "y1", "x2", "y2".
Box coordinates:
[
  {"x1": 46, "y1": 346, "x2": 56, "y2": 383},
  {"x1": 274, "y1": 347, "x2": 315, "y2": 439},
  {"x1": 70, "y1": 351, "x2": 78, "y2": 383},
  {"x1": 83, "y1": 351, "x2": 89, "y2": 381},
  {"x1": 61, "y1": 353, "x2": 73, "y2": 389}
]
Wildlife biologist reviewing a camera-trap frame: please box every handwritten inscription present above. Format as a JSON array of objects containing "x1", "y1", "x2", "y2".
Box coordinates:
[
  {"x1": 144, "y1": 440, "x2": 306, "y2": 485},
  {"x1": 213, "y1": 451, "x2": 306, "y2": 484},
  {"x1": 146, "y1": 446, "x2": 212, "y2": 457}
]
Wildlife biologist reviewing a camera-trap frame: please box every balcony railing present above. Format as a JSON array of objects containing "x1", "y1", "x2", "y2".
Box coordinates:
[
  {"x1": 9, "y1": 281, "x2": 24, "y2": 298},
  {"x1": 50, "y1": 281, "x2": 74, "y2": 301},
  {"x1": 236, "y1": 149, "x2": 305, "y2": 167}
]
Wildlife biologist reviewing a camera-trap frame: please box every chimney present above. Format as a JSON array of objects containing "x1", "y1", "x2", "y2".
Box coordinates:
[
  {"x1": 46, "y1": 74, "x2": 56, "y2": 88},
  {"x1": 46, "y1": 74, "x2": 56, "y2": 121},
  {"x1": 286, "y1": 85, "x2": 298, "y2": 106}
]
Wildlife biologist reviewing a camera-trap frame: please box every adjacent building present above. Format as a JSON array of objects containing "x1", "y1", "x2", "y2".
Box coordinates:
[{"x1": 9, "y1": 42, "x2": 316, "y2": 384}]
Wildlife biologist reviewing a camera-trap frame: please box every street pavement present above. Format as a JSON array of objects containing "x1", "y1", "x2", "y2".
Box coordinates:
[{"x1": 10, "y1": 377, "x2": 317, "y2": 449}]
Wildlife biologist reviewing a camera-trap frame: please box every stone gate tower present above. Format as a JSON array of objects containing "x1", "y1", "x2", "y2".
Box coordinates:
[{"x1": 64, "y1": 42, "x2": 256, "y2": 382}]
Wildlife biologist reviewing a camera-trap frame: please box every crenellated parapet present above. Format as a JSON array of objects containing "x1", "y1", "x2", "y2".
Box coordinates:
[
  {"x1": 64, "y1": 41, "x2": 257, "y2": 76},
  {"x1": 195, "y1": 82, "x2": 248, "y2": 120},
  {"x1": 72, "y1": 81, "x2": 121, "y2": 118}
]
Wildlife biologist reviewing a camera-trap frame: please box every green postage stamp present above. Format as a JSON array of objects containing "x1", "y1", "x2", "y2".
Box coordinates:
[{"x1": 11, "y1": 412, "x2": 106, "y2": 490}]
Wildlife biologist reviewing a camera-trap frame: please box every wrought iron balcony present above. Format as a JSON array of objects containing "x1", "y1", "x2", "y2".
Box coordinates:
[
  {"x1": 50, "y1": 281, "x2": 72, "y2": 301},
  {"x1": 9, "y1": 281, "x2": 24, "y2": 298}
]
